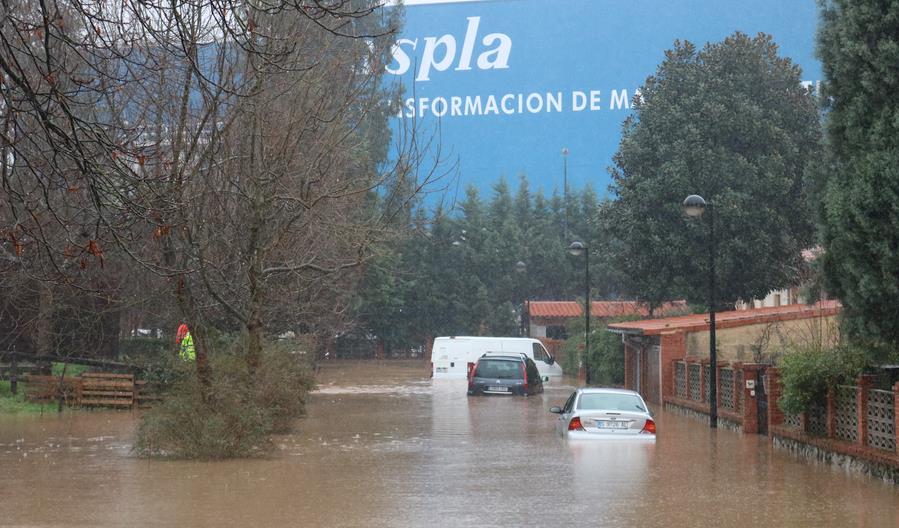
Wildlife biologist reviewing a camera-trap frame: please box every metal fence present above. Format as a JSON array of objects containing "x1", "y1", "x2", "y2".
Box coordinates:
[
  {"x1": 702, "y1": 364, "x2": 711, "y2": 403},
  {"x1": 719, "y1": 368, "x2": 735, "y2": 411},
  {"x1": 675, "y1": 362, "x2": 687, "y2": 399},
  {"x1": 688, "y1": 364, "x2": 701, "y2": 401}
]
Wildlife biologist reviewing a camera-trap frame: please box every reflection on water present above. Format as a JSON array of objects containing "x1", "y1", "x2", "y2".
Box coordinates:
[{"x1": 1, "y1": 360, "x2": 897, "y2": 527}]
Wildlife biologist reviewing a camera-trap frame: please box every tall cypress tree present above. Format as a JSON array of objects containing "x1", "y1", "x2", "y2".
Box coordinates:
[{"x1": 817, "y1": 1, "x2": 899, "y2": 347}]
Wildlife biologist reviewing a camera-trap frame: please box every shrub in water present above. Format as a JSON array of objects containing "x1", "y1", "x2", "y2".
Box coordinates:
[{"x1": 134, "y1": 347, "x2": 315, "y2": 459}]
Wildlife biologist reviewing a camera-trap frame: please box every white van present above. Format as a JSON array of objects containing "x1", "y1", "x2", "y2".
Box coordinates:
[{"x1": 430, "y1": 336, "x2": 563, "y2": 381}]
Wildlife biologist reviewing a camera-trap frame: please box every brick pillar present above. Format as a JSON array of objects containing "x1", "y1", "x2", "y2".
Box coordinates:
[
  {"x1": 767, "y1": 367, "x2": 783, "y2": 433},
  {"x1": 741, "y1": 364, "x2": 760, "y2": 434},
  {"x1": 856, "y1": 374, "x2": 874, "y2": 447},
  {"x1": 826, "y1": 386, "x2": 836, "y2": 439},
  {"x1": 671, "y1": 360, "x2": 678, "y2": 401}
]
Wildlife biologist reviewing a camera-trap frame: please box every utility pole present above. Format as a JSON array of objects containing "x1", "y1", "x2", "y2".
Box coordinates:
[{"x1": 562, "y1": 147, "x2": 569, "y2": 239}]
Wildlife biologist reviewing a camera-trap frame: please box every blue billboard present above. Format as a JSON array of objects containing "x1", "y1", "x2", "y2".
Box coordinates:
[{"x1": 389, "y1": 0, "x2": 821, "y2": 202}]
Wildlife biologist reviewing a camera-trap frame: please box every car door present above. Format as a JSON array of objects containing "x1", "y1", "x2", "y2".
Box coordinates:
[
  {"x1": 555, "y1": 391, "x2": 577, "y2": 434},
  {"x1": 525, "y1": 359, "x2": 541, "y2": 394}
]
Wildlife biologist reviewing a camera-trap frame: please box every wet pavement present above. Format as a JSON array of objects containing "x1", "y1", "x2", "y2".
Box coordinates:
[{"x1": 1, "y1": 360, "x2": 897, "y2": 527}]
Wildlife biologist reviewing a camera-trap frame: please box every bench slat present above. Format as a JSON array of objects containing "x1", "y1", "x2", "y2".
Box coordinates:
[{"x1": 79, "y1": 398, "x2": 133, "y2": 406}]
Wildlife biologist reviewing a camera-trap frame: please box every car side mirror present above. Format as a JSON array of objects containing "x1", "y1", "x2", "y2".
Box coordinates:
[
  {"x1": 546, "y1": 356, "x2": 555, "y2": 365},
  {"x1": 549, "y1": 406, "x2": 562, "y2": 414}
]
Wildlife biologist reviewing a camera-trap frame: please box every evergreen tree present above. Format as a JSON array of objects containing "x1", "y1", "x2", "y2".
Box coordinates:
[
  {"x1": 514, "y1": 174, "x2": 533, "y2": 235},
  {"x1": 607, "y1": 33, "x2": 821, "y2": 309},
  {"x1": 817, "y1": 1, "x2": 899, "y2": 347}
]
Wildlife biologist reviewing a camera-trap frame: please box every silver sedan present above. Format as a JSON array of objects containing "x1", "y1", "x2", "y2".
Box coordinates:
[{"x1": 550, "y1": 388, "x2": 656, "y2": 440}]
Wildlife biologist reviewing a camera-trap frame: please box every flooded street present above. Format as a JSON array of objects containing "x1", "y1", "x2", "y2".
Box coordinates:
[{"x1": 2, "y1": 360, "x2": 898, "y2": 527}]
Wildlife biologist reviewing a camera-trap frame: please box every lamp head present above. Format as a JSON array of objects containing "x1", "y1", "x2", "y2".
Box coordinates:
[
  {"x1": 568, "y1": 241, "x2": 586, "y2": 257},
  {"x1": 683, "y1": 195, "x2": 707, "y2": 217}
]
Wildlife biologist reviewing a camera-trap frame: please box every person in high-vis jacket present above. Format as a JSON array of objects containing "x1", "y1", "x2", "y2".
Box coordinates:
[{"x1": 176, "y1": 324, "x2": 195, "y2": 361}]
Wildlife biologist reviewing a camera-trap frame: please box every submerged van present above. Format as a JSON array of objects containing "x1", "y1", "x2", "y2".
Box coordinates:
[{"x1": 430, "y1": 336, "x2": 563, "y2": 381}]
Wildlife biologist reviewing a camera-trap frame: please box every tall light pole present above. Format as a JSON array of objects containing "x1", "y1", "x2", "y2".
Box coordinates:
[
  {"x1": 515, "y1": 260, "x2": 528, "y2": 337},
  {"x1": 568, "y1": 241, "x2": 590, "y2": 385},
  {"x1": 562, "y1": 147, "x2": 569, "y2": 239},
  {"x1": 684, "y1": 194, "x2": 717, "y2": 428}
]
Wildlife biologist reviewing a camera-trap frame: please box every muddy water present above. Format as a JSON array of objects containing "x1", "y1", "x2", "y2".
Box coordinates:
[{"x1": 1, "y1": 360, "x2": 897, "y2": 527}]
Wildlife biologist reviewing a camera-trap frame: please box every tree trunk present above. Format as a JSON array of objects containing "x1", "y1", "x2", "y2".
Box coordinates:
[{"x1": 36, "y1": 282, "x2": 54, "y2": 356}]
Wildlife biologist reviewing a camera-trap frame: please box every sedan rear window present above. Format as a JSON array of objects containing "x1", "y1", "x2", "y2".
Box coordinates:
[
  {"x1": 474, "y1": 359, "x2": 522, "y2": 379},
  {"x1": 577, "y1": 393, "x2": 647, "y2": 412}
]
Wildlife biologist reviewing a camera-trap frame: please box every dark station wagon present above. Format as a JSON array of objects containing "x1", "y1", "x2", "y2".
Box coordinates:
[{"x1": 467, "y1": 353, "x2": 544, "y2": 396}]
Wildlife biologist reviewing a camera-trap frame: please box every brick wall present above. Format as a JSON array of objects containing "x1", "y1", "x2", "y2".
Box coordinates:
[
  {"x1": 768, "y1": 370, "x2": 899, "y2": 476},
  {"x1": 665, "y1": 358, "x2": 751, "y2": 429}
]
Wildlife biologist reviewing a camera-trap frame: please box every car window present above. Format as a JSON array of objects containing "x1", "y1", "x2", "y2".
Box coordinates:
[
  {"x1": 577, "y1": 393, "x2": 647, "y2": 412},
  {"x1": 474, "y1": 359, "x2": 522, "y2": 379},
  {"x1": 562, "y1": 392, "x2": 576, "y2": 413},
  {"x1": 531, "y1": 343, "x2": 549, "y2": 362}
]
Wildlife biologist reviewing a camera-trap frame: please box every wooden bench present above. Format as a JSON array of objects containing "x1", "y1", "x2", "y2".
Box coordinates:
[{"x1": 78, "y1": 372, "x2": 134, "y2": 408}]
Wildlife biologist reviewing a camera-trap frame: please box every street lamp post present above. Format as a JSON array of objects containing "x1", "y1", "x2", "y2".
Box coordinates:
[
  {"x1": 683, "y1": 194, "x2": 717, "y2": 429},
  {"x1": 568, "y1": 241, "x2": 590, "y2": 386},
  {"x1": 562, "y1": 147, "x2": 569, "y2": 239},
  {"x1": 515, "y1": 260, "x2": 528, "y2": 337}
]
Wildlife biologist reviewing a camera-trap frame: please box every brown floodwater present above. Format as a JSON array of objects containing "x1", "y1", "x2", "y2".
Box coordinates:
[{"x1": 1, "y1": 360, "x2": 897, "y2": 527}]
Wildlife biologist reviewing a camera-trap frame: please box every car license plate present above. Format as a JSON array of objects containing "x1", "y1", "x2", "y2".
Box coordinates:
[
  {"x1": 487, "y1": 386, "x2": 509, "y2": 392},
  {"x1": 596, "y1": 420, "x2": 628, "y2": 429}
]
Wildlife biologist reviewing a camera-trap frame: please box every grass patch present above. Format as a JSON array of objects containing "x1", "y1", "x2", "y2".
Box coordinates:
[
  {"x1": 0, "y1": 380, "x2": 53, "y2": 414},
  {"x1": 51, "y1": 362, "x2": 91, "y2": 377}
]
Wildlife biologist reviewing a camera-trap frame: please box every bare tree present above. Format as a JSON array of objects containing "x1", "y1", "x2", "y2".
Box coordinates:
[{"x1": 1, "y1": 1, "x2": 447, "y2": 390}]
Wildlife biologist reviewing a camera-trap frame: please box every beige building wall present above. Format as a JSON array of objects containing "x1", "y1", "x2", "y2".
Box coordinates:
[{"x1": 684, "y1": 314, "x2": 840, "y2": 362}]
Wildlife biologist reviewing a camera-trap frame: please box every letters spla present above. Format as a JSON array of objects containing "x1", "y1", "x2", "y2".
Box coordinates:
[{"x1": 386, "y1": 16, "x2": 512, "y2": 82}]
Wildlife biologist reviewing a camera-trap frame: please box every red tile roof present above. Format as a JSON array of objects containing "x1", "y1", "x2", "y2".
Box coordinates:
[
  {"x1": 606, "y1": 300, "x2": 841, "y2": 336},
  {"x1": 527, "y1": 300, "x2": 688, "y2": 319}
]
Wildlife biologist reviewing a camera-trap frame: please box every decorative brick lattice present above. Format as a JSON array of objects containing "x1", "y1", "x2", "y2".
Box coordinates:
[
  {"x1": 703, "y1": 364, "x2": 710, "y2": 402},
  {"x1": 689, "y1": 364, "x2": 701, "y2": 401},
  {"x1": 866, "y1": 389, "x2": 896, "y2": 452},
  {"x1": 736, "y1": 370, "x2": 744, "y2": 413},
  {"x1": 784, "y1": 412, "x2": 801, "y2": 429},
  {"x1": 719, "y1": 368, "x2": 734, "y2": 411},
  {"x1": 834, "y1": 385, "x2": 858, "y2": 443},
  {"x1": 675, "y1": 362, "x2": 687, "y2": 399},
  {"x1": 807, "y1": 402, "x2": 827, "y2": 437}
]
